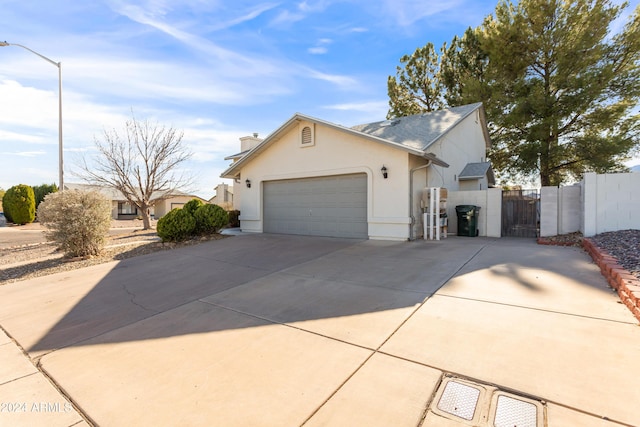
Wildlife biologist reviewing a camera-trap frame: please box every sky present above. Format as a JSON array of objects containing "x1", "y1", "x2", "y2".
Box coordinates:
[{"x1": 1, "y1": 0, "x2": 639, "y2": 198}]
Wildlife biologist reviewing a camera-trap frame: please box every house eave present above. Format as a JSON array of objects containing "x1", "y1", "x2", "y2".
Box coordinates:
[{"x1": 220, "y1": 113, "x2": 450, "y2": 179}]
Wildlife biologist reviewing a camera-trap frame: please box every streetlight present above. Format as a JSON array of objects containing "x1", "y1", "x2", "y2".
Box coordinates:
[{"x1": 0, "y1": 41, "x2": 63, "y2": 191}]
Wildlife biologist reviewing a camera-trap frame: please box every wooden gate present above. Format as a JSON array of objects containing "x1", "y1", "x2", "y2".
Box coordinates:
[{"x1": 501, "y1": 189, "x2": 539, "y2": 237}]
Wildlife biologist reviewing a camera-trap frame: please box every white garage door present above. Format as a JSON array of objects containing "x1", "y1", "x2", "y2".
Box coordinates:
[{"x1": 263, "y1": 174, "x2": 368, "y2": 238}]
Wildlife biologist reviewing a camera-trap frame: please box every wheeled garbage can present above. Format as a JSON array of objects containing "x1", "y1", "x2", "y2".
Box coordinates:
[{"x1": 455, "y1": 205, "x2": 480, "y2": 237}]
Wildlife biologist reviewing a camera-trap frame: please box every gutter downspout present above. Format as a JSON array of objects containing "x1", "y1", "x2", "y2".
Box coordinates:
[{"x1": 409, "y1": 161, "x2": 432, "y2": 241}]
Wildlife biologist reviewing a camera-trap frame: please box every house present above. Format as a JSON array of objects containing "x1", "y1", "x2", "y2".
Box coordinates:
[
  {"x1": 64, "y1": 184, "x2": 204, "y2": 220},
  {"x1": 209, "y1": 183, "x2": 235, "y2": 210},
  {"x1": 221, "y1": 102, "x2": 494, "y2": 241}
]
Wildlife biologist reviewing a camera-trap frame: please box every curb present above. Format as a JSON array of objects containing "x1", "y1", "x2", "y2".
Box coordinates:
[
  {"x1": 536, "y1": 238, "x2": 579, "y2": 247},
  {"x1": 582, "y1": 238, "x2": 640, "y2": 323}
]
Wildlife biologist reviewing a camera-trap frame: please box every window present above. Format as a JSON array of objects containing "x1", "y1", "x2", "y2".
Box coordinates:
[{"x1": 118, "y1": 202, "x2": 138, "y2": 215}]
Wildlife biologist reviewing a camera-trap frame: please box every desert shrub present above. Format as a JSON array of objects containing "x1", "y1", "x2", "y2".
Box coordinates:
[
  {"x1": 227, "y1": 210, "x2": 240, "y2": 228},
  {"x1": 0, "y1": 188, "x2": 5, "y2": 213},
  {"x1": 183, "y1": 198, "x2": 204, "y2": 216},
  {"x1": 194, "y1": 204, "x2": 228, "y2": 235},
  {"x1": 156, "y1": 208, "x2": 196, "y2": 242},
  {"x1": 37, "y1": 190, "x2": 112, "y2": 257},
  {"x1": 32, "y1": 183, "x2": 58, "y2": 209},
  {"x1": 3, "y1": 184, "x2": 36, "y2": 225}
]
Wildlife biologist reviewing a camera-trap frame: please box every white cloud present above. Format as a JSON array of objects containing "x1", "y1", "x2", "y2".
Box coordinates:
[
  {"x1": 308, "y1": 37, "x2": 332, "y2": 54},
  {"x1": 380, "y1": 0, "x2": 465, "y2": 27},
  {"x1": 0, "y1": 151, "x2": 47, "y2": 157},
  {"x1": 322, "y1": 101, "x2": 389, "y2": 124},
  {"x1": 0, "y1": 80, "x2": 58, "y2": 134},
  {"x1": 308, "y1": 46, "x2": 328, "y2": 54},
  {"x1": 270, "y1": 9, "x2": 306, "y2": 26},
  {"x1": 208, "y1": 3, "x2": 281, "y2": 31}
]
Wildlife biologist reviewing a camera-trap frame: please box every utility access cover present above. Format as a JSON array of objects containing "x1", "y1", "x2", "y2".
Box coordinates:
[
  {"x1": 437, "y1": 381, "x2": 481, "y2": 421},
  {"x1": 427, "y1": 376, "x2": 545, "y2": 427},
  {"x1": 494, "y1": 394, "x2": 538, "y2": 427}
]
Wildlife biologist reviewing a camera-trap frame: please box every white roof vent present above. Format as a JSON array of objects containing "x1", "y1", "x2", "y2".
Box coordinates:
[{"x1": 379, "y1": 119, "x2": 400, "y2": 127}]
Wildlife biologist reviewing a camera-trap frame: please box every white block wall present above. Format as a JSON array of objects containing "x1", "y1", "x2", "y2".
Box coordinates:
[
  {"x1": 582, "y1": 172, "x2": 640, "y2": 236},
  {"x1": 447, "y1": 188, "x2": 502, "y2": 237},
  {"x1": 540, "y1": 185, "x2": 581, "y2": 237},
  {"x1": 542, "y1": 173, "x2": 640, "y2": 237}
]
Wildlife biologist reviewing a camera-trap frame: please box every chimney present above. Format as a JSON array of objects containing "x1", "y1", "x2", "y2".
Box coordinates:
[{"x1": 240, "y1": 133, "x2": 263, "y2": 152}]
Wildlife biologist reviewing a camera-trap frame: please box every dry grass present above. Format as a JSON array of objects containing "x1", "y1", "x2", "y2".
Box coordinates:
[{"x1": 0, "y1": 231, "x2": 227, "y2": 285}]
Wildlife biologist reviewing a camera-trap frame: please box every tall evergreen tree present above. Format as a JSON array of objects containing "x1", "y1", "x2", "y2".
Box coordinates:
[
  {"x1": 387, "y1": 43, "x2": 445, "y2": 118},
  {"x1": 388, "y1": 0, "x2": 640, "y2": 185}
]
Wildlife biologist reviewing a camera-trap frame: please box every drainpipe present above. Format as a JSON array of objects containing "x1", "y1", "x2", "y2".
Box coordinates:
[{"x1": 409, "y1": 161, "x2": 432, "y2": 241}]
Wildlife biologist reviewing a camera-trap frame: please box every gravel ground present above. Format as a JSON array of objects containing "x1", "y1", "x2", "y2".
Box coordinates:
[
  {"x1": 590, "y1": 229, "x2": 640, "y2": 278},
  {"x1": 0, "y1": 231, "x2": 227, "y2": 285}
]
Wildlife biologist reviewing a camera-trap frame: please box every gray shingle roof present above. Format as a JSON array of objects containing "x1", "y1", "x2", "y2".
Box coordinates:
[
  {"x1": 64, "y1": 183, "x2": 196, "y2": 201},
  {"x1": 459, "y1": 162, "x2": 495, "y2": 185},
  {"x1": 351, "y1": 103, "x2": 483, "y2": 151}
]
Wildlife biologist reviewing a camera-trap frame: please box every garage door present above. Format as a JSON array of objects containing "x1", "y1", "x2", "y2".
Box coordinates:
[{"x1": 263, "y1": 174, "x2": 367, "y2": 238}]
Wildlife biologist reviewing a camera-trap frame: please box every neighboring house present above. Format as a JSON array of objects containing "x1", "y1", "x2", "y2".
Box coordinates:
[
  {"x1": 64, "y1": 183, "x2": 203, "y2": 219},
  {"x1": 221, "y1": 102, "x2": 494, "y2": 241},
  {"x1": 153, "y1": 193, "x2": 207, "y2": 218},
  {"x1": 209, "y1": 183, "x2": 235, "y2": 210}
]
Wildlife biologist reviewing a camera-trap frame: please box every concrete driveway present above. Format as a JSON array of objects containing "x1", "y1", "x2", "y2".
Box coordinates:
[{"x1": 0, "y1": 234, "x2": 638, "y2": 426}]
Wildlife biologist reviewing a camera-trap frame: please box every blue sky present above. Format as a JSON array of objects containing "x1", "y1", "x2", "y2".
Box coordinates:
[{"x1": 1, "y1": 0, "x2": 638, "y2": 198}]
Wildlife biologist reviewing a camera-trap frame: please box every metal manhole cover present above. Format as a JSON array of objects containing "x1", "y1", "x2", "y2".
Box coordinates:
[
  {"x1": 437, "y1": 380, "x2": 481, "y2": 421},
  {"x1": 494, "y1": 395, "x2": 537, "y2": 427}
]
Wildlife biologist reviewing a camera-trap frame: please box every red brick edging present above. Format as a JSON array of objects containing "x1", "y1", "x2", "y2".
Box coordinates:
[
  {"x1": 582, "y1": 238, "x2": 640, "y2": 322},
  {"x1": 536, "y1": 238, "x2": 577, "y2": 247}
]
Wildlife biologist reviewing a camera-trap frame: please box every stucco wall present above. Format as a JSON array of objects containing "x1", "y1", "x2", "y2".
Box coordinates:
[
  {"x1": 237, "y1": 121, "x2": 416, "y2": 240},
  {"x1": 428, "y1": 111, "x2": 490, "y2": 191},
  {"x1": 154, "y1": 196, "x2": 198, "y2": 218}
]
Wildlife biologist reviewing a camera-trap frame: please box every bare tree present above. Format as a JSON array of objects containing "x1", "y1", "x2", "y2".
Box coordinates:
[{"x1": 78, "y1": 115, "x2": 193, "y2": 230}]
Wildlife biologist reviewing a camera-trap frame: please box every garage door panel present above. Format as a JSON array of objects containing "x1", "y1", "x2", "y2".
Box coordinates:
[{"x1": 263, "y1": 174, "x2": 367, "y2": 239}]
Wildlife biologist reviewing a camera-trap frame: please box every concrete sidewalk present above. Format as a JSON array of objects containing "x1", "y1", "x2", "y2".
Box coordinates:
[{"x1": 0, "y1": 235, "x2": 638, "y2": 426}]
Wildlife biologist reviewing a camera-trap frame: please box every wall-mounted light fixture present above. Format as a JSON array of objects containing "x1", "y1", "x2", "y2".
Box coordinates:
[
  {"x1": 381, "y1": 165, "x2": 388, "y2": 179},
  {"x1": 245, "y1": 179, "x2": 251, "y2": 188}
]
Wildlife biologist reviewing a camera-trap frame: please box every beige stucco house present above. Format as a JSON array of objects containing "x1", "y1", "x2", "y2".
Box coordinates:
[
  {"x1": 221, "y1": 103, "x2": 494, "y2": 241},
  {"x1": 64, "y1": 184, "x2": 204, "y2": 220},
  {"x1": 209, "y1": 183, "x2": 235, "y2": 210}
]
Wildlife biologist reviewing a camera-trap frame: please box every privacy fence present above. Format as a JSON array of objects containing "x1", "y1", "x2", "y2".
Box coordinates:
[
  {"x1": 445, "y1": 172, "x2": 639, "y2": 238},
  {"x1": 541, "y1": 172, "x2": 640, "y2": 237}
]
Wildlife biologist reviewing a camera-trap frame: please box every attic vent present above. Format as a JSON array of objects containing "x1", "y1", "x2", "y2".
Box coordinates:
[
  {"x1": 301, "y1": 125, "x2": 315, "y2": 146},
  {"x1": 380, "y1": 119, "x2": 400, "y2": 127},
  {"x1": 302, "y1": 126, "x2": 312, "y2": 144}
]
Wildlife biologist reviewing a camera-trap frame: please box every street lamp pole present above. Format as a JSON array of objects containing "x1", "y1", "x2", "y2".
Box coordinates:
[{"x1": 0, "y1": 41, "x2": 63, "y2": 191}]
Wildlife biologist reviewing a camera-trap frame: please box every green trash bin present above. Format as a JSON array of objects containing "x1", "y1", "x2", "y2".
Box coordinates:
[{"x1": 455, "y1": 205, "x2": 480, "y2": 237}]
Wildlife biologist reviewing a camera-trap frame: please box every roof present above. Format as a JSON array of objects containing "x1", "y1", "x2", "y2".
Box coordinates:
[
  {"x1": 65, "y1": 183, "x2": 124, "y2": 200},
  {"x1": 459, "y1": 162, "x2": 495, "y2": 185},
  {"x1": 224, "y1": 150, "x2": 249, "y2": 161},
  {"x1": 352, "y1": 103, "x2": 487, "y2": 152},
  {"x1": 220, "y1": 105, "x2": 485, "y2": 178},
  {"x1": 64, "y1": 183, "x2": 198, "y2": 202}
]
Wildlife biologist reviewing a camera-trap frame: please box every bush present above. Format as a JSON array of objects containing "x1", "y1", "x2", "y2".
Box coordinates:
[
  {"x1": 32, "y1": 183, "x2": 58, "y2": 209},
  {"x1": 156, "y1": 208, "x2": 196, "y2": 242},
  {"x1": 37, "y1": 190, "x2": 112, "y2": 257},
  {"x1": 194, "y1": 204, "x2": 228, "y2": 235},
  {"x1": 3, "y1": 184, "x2": 36, "y2": 225},
  {"x1": 183, "y1": 198, "x2": 204, "y2": 216},
  {"x1": 227, "y1": 210, "x2": 240, "y2": 228}
]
